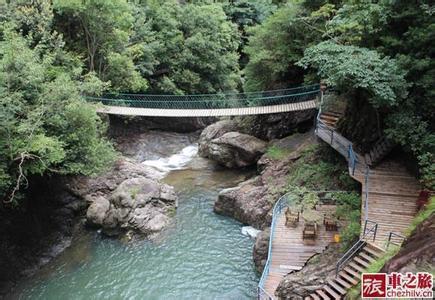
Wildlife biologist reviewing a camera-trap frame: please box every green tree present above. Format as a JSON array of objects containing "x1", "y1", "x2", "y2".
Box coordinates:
[
  {"x1": 0, "y1": 27, "x2": 116, "y2": 204},
  {"x1": 53, "y1": 0, "x2": 147, "y2": 92},
  {"x1": 243, "y1": 3, "x2": 323, "y2": 91},
  {"x1": 133, "y1": 1, "x2": 241, "y2": 94}
]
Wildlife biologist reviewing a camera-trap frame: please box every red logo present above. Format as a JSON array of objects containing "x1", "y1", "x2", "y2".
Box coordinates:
[{"x1": 362, "y1": 273, "x2": 387, "y2": 298}]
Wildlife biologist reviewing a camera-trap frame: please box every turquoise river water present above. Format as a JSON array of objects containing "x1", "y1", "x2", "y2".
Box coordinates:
[{"x1": 17, "y1": 133, "x2": 259, "y2": 300}]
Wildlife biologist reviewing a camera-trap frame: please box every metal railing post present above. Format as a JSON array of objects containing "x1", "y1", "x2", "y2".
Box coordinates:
[
  {"x1": 363, "y1": 219, "x2": 368, "y2": 236},
  {"x1": 373, "y1": 224, "x2": 378, "y2": 242}
]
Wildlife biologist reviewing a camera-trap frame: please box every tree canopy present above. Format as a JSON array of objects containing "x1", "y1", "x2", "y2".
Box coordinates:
[{"x1": 0, "y1": 0, "x2": 434, "y2": 203}]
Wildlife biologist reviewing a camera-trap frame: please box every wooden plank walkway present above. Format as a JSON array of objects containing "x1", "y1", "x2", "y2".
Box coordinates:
[
  {"x1": 316, "y1": 119, "x2": 421, "y2": 247},
  {"x1": 95, "y1": 100, "x2": 317, "y2": 117},
  {"x1": 362, "y1": 160, "x2": 421, "y2": 247},
  {"x1": 264, "y1": 205, "x2": 337, "y2": 298}
]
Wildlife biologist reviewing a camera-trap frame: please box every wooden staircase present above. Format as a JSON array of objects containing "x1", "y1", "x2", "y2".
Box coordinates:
[
  {"x1": 319, "y1": 111, "x2": 342, "y2": 129},
  {"x1": 364, "y1": 137, "x2": 396, "y2": 167},
  {"x1": 305, "y1": 242, "x2": 385, "y2": 300}
]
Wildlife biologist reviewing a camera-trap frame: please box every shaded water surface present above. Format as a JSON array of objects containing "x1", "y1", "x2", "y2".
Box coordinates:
[{"x1": 19, "y1": 132, "x2": 258, "y2": 300}]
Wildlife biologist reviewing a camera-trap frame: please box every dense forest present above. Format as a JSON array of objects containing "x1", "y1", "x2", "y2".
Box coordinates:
[{"x1": 0, "y1": 0, "x2": 433, "y2": 205}]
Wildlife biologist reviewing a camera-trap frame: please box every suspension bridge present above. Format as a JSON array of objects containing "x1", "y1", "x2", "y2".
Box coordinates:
[{"x1": 86, "y1": 84, "x2": 320, "y2": 117}]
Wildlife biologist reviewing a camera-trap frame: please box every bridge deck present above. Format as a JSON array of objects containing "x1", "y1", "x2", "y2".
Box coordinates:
[
  {"x1": 95, "y1": 100, "x2": 317, "y2": 117},
  {"x1": 264, "y1": 205, "x2": 337, "y2": 298}
]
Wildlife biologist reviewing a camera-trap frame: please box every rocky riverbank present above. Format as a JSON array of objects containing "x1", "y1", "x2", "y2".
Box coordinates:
[
  {"x1": 0, "y1": 117, "x2": 202, "y2": 296},
  {"x1": 70, "y1": 158, "x2": 178, "y2": 238},
  {"x1": 198, "y1": 120, "x2": 317, "y2": 229}
]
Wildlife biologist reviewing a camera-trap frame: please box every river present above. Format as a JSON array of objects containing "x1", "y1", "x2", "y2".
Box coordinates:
[{"x1": 16, "y1": 131, "x2": 259, "y2": 300}]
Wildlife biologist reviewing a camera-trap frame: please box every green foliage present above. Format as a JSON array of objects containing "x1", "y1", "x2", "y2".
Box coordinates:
[
  {"x1": 334, "y1": 192, "x2": 361, "y2": 251},
  {"x1": 385, "y1": 113, "x2": 435, "y2": 189},
  {"x1": 265, "y1": 145, "x2": 291, "y2": 160},
  {"x1": 326, "y1": 2, "x2": 389, "y2": 46},
  {"x1": 223, "y1": 0, "x2": 277, "y2": 29},
  {"x1": 339, "y1": 214, "x2": 361, "y2": 251},
  {"x1": 334, "y1": 192, "x2": 360, "y2": 212},
  {"x1": 298, "y1": 41, "x2": 407, "y2": 108},
  {"x1": 53, "y1": 0, "x2": 147, "y2": 92},
  {"x1": 404, "y1": 196, "x2": 435, "y2": 236},
  {"x1": 302, "y1": 192, "x2": 319, "y2": 210},
  {"x1": 0, "y1": 27, "x2": 116, "y2": 203},
  {"x1": 131, "y1": 1, "x2": 241, "y2": 94},
  {"x1": 286, "y1": 145, "x2": 352, "y2": 190},
  {"x1": 243, "y1": 3, "x2": 321, "y2": 90}
]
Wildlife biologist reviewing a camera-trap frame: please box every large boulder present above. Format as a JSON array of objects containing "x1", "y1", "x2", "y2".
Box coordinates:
[
  {"x1": 275, "y1": 244, "x2": 342, "y2": 299},
  {"x1": 208, "y1": 132, "x2": 267, "y2": 168},
  {"x1": 214, "y1": 131, "x2": 317, "y2": 229},
  {"x1": 253, "y1": 228, "x2": 270, "y2": 273},
  {"x1": 214, "y1": 177, "x2": 271, "y2": 229},
  {"x1": 198, "y1": 119, "x2": 240, "y2": 158},
  {"x1": 236, "y1": 110, "x2": 316, "y2": 140},
  {"x1": 85, "y1": 177, "x2": 177, "y2": 236}
]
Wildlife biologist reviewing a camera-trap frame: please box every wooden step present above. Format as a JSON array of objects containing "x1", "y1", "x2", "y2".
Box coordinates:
[
  {"x1": 338, "y1": 271, "x2": 359, "y2": 285},
  {"x1": 320, "y1": 115, "x2": 340, "y2": 121},
  {"x1": 366, "y1": 242, "x2": 386, "y2": 254},
  {"x1": 348, "y1": 261, "x2": 365, "y2": 273},
  {"x1": 310, "y1": 293, "x2": 321, "y2": 300},
  {"x1": 359, "y1": 252, "x2": 376, "y2": 262},
  {"x1": 323, "y1": 285, "x2": 342, "y2": 299},
  {"x1": 327, "y1": 280, "x2": 347, "y2": 295},
  {"x1": 343, "y1": 267, "x2": 360, "y2": 279},
  {"x1": 353, "y1": 256, "x2": 370, "y2": 268},
  {"x1": 316, "y1": 289, "x2": 331, "y2": 300},
  {"x1": 334, "y1": 276, "x2": 353, "y2": 289}
]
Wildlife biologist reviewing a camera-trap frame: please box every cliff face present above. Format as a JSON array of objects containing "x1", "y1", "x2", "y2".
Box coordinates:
[{"x1": 381, "y1": 212, "x2": 435, "y2": 274}]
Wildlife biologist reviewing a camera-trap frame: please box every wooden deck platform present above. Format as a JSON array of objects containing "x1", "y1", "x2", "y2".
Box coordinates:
[
  {"x1": 95, "y1": 100, "x2": 317, "y2": 117},
  {"x1": 264, "y1": 205, "x2": 338, "y2": 298},
  {"x1": 362, "y1": 160, "x2": 421, "y2": 246}
]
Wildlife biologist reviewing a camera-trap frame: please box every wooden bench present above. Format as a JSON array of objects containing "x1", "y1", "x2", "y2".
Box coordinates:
[
  {"x1": 303, "y1": 222, "x2": 317, "y2": 239},
  {"x1": 285, "y1": 208, "x2": 300, "y2": 227},
  {"x1": 323, "y1": 214, "x2": 338, "y2": 231}
]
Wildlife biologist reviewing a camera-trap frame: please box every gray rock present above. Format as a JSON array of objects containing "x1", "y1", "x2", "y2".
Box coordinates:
[
  {"x1": 214, "y1": 177, "x2": 271, "y2": 229},
  {"x1": 198, "y1": 120, "x2": 240, "y2": 158},
  {"x1": 208, "y1": 132, "x2": 267, "y2": 168},
  {"x1": 253, "y1": 228, "x2": 270, "y2": 273},
  {"x1": 275, "y1": 244, "x2": 342, "y2": 299},
  {"x1": 86, "y1": 196, "x2": 110, "y2": 226},
  {"x1": 85, "y1": 176, "x2": 177, "y2": 236}
]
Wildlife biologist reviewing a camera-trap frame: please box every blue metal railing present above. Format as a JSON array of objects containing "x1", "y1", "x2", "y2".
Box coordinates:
[
  {"x1": 315, "y1": 90, "x2": 359, "y2": 176},
  {"x1": 257, "y1": 193, "x2": 291, "y2": 300}
]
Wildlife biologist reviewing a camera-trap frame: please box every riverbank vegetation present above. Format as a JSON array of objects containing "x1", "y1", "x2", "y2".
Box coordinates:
[{"x1": 1, "y1": 1, "x2": 433, "y2": 201}]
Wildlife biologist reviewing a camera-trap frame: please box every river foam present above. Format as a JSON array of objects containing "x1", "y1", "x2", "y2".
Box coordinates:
[{"x1": 141, "y1": 144, "x2": 198, "y2": 176}]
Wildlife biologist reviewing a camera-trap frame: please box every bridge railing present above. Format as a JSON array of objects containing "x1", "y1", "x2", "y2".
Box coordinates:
[{"x1": 85, "y1": 85, "x2": 320, "y2": 110}]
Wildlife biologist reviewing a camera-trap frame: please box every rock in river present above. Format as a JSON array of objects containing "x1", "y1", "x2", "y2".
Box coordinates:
[
  {"x1": 198, "y1": 119, "x2": 240, "y2": 158},
  {"x1": 214, "y1": 177, "x2": 271, "y2": 229},
  {"x1": 253, "y1": 228, "x2": 270, "y2": 273},
  {"x1": 208, "y1": 132, "x2": 267, "y2": 168},
  {"x1": 86, "y1": 177, "x2": 177, "y2": 236}
]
